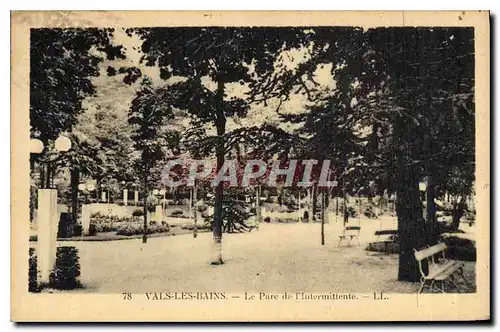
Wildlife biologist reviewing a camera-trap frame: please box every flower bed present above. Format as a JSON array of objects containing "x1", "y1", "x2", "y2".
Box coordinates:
[{"x1": 116, "y1": 222, "x2": 170, "y2": 236}]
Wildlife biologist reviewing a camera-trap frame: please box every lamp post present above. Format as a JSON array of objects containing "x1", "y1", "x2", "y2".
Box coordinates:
[
  {"x1": 101, "y1": 184, "x2": 107, "y2": 203},
  {"x1": 419, "y1": 181, "x2": 427, "y2": 204},
  {"x1": 132, "y1": 183, "x2": 139, "y2": 206},
  {"x1": 30, "y1": 135, "x2": 71, "y2": 285},
  {"x1": 100, "y1": 177, "x2": 112, "y2": 204},
  {"x1": 159, "y1": 188, "x2": 166, "y2": 219},
  {"x1": 152, "y1": 189, "x2": 161, "y2": 222},
  {"x1": 192, "y1": 182, "x2": 198, "y2": 238},
  {"x1": 122, "y1": 180, "x2": 128, "y2": 206},
  {"x1": 78, "y1": 182, "x2": 95, "y2": 235},
  {"x1": 78, "y1": 183, "x2": 87, "y2": 202}
]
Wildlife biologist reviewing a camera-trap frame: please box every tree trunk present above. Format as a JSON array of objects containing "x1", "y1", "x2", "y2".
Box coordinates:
[
  {"x1": 452, "y1": 199, "x2": 465, "y2": 230},
  {"x1": 321, "y1": 191, "x2": 325, "y2": 245},
  {"x1": 395, "y1": 139, "x2": 428, "y2": 282},
  {"x1": 212, "y1": 76, "x2": 225, "y2": 265},
  {"x1": 325, "y1": 191, "x2": 330, "y2": 211},
  {"x1": 256, "y1": 185, "x2": 261, "y2": 229},
  {"x1": 45, "y1": 162, "x2": 52, "y2": 189},
  {"x1": 312, "y1": 183, "x2": 317, "y2": 221},
  {"x1": 426, "y1": 175, "x2": 438, "y2": 245},
  {"x1": 336, "y1": 195, "x2": 339, "y2": 216},
  {"x1": 70, "y1": 168, "x2": 79, "y2": 228},
  {"x1": 142, "y1": 165, "x2": 148, "y2": 243},
  {"x1": 193, "y1": 182, "x2": 198, "y2": 238},
  {"x1": 343, "y1": 193, "x2": 348, "y2": 226},
  {"x1": 396, "y1": 173, "x2": 428, "y2": 282},
  {"x1": 39, "y1": 162, "x2": 46, "y2": 188}
]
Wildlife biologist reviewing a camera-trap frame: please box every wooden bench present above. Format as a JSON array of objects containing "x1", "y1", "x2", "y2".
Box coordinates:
[
  {"x1": 374, "y1": 229, "x2": 399, "y2": 254},
  {"x1": 414, "y1": 243, "x2": 470, "y2": 293},
  {"x1": 338, "y1": 226, "x2": 361, "y2": 247}
]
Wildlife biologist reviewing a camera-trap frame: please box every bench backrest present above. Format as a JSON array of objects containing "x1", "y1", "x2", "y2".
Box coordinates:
[
  {"x1": 375, "y1": 229, "x2": 398, "y2": 236},
  {"x1": 344, "y1": 226, "x2": 360, "y2": 236},
  {"x1": 414, "y1": 242, "x2": 447, "y2": 261}
]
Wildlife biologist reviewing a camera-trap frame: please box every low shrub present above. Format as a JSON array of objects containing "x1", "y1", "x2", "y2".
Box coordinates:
[
  {"x1": 57, "y1": 212, "x2": 74, "y2": 238},
  {"x1": 366, "y1": 241, "x2": 400, "y2": 253},
  {"x1": 116, "y1": 222, "x2": 170, "y2": 236},
  {"x1": 91, "y1": 214, "x2": 135, "y2": 224},
  {"x1": 277, "y1": 218, "x2": 299, "y2": 224},
  {"x1": 171, "y1": 210, "x2": 183, "y2": 217},
  {"x1": 440, "y1": 233, "x2": 476, "y2": 261},
  {"x1": 88, "y1": 223, "x2": 98, "y2": 236},
  {"x1": 116, "y1": 223, "x2": 144, "y2": 236},
  {"x1": 29, "y1": 248, "x2": 38, "y2": 292},
  {"x1": 49, "y1": 246, "x2": 82, "y2": 290},
  {"x1": 132, "y1": 209, "x2": 144, "y2": 217},
  {"x1": 73, "y1": 224, "x2": 83, "y2": 237},
  {"x1": 346, "y1": 206, "x2": 357, "y2": 218},
  {"x1": 363, "y1": 205, "x2": 378, "y2": 219},
  {"x1": 148, "y1": 223, "x2": 170, "y2": 234},
  {"x1": 303, "y1": 210, "x2": 309, "y2": 221},
  {"x1": 28, "y1": 246, "x2": 83, "y2": 291},
  {"x1": 93, "y1": 221, "x2": 122, "y2": 233},
  {"x1": 181, "y1": 223, "x2": 211, "y2": 231}
]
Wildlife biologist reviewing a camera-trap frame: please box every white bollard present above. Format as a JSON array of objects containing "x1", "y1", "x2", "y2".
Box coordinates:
[
  {"x1": 81, "y1": 204, "x2": 91, "y2": 235},
  {"x1": 123, "y1": 189, "x2": 128, "y2": 206},
  {"x1": 101, "y1": 191, "x2": 106, "y2": 203},
  {"x1": 154, "y1": 205, "x2": 162, "y2": 222},
  {"x1": 189, "y1": 188, "x2": 193, "y2": 220},
  {"x1": 37, "y1": 189, "x2": 59, "y2": 285}
]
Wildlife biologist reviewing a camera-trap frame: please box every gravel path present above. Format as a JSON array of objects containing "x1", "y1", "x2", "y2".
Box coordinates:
[{"x1": 51, "y1": 219, "x2": 475, "y2": 294}]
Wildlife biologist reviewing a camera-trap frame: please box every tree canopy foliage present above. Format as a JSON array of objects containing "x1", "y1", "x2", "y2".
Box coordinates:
[{"x1": 30, "y1": 26, "x2": 475, "y2": 277}]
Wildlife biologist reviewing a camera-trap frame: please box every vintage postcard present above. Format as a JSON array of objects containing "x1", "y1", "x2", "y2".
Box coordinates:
[{"x1": 11, "y1": 11, "x2": 490, "y2": 322}]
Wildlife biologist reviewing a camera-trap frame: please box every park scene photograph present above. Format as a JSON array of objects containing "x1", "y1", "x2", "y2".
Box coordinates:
[{"x1": 28, "y1": 25, "x2": 476, "y2": 295}]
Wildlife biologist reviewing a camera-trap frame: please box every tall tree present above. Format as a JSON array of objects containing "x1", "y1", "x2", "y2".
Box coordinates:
[
  {"x1": 255, "y1": 27, "x2": 475, "y2": 282},
  {"x1": 30, "y1": 28, "x2": 125, "y2": 170},
  {"x1": 128, "y1": 77, "x2": 177, "y2": 243},
  {"x1": 362, "y1": 27, "x2": 475, "y2": 281},
  {"x1": 30, "y1": 27, "x2": 126, "y2": 228},
  {"x1": 126, "y1": 27, "x2": 310, "y2": 264}
]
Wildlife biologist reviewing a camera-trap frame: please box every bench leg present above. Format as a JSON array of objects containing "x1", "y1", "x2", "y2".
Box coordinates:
[
  {"x1": 428, "y1": 280, "x2": 436, "y2": 293},
  {"x1": 439, "y1": 280, "x2": 445, "y2": 293},
  {"x1": 419, "y1": 279, "x2": 435, "y2": 294},
  {"x1": 418, "y1": 280, "x2": 427, "y2": 294},
  {"x1": 457, "y1": 267, "x2": 471, "y2": 290},
  {"x1": 449, "y1": 274, "x2": 462, "y2": 293},
  {"x1": 337, "y1": 237, "x2": 343, "y2": 247},
  {"x1": 428, "y1": 280, "x2": 445, "y2": 293}
]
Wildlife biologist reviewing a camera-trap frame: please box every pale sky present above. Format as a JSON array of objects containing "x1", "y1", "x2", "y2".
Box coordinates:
[{"x1": 85, "y1": 28, "x2": 336, "y2": 136}]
